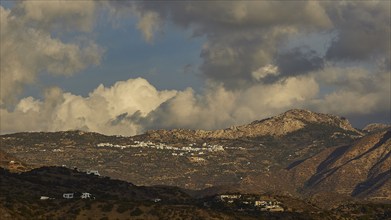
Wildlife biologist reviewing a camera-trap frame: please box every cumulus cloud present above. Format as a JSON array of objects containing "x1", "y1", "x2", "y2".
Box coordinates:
[{"x1": 0, "y1": 2, "x2": 103, "y2": 105}]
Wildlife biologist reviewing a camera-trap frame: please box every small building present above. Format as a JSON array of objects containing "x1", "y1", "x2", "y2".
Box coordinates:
[
  {"x1": 153, "y1": 198, "x2": 161, "y2": 203},
  {"x1": 86, "y1": 170, "x2": 100, "y2": 176},
  {"x1": 219, "y1": 194, "x2": 241, "y2": 200},
  {"x1": 269, "y1": 206, "x2": 284, "y2": 212},
  {"x1": 63, "y1": 193, "x2": 74, "y2": 199},
  {"x1": 260, "y1": 205, "x2": 284, "y2": 212},
  {"x1": 255, "y1": 200, "x2": 267, "y2": 206},
  {"x1": 40, "y1": 196, "x2": 50, "y2": 200}
]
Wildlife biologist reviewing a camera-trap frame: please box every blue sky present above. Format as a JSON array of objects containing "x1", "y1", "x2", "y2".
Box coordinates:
[
  {"x1": 1, "y1": 1, "x2": 390, "y2": 135},
  {"x1": 22, "y1": 12, "x2": 205, "y2": 99}
]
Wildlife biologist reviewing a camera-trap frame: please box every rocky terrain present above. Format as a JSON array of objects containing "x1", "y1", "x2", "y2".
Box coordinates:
[{"x1": 1, "y1": 109, "x2": 390, "y2": 211}]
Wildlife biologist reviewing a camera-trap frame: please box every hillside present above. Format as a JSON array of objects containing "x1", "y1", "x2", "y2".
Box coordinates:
[{"x1": 288, "y1": 130, "x2": 391, "y2": 206}]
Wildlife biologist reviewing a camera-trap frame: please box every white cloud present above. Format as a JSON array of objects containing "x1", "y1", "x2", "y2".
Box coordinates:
[
  {"x1": 0, "y1": 78, "x2": 177, "y2": 136},
  {"x1": 252, "y1": 64, "x2": 279, "y2": 81}
]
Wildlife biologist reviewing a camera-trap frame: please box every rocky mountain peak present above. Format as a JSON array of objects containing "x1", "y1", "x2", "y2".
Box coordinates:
[{"x1": 245, "y1": 109, "x2": 361, "y2": 137}]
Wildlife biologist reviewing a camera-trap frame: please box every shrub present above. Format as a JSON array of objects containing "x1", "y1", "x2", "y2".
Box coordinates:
[
  {"x1": 116, "y1": 204, "x2": 129, "y2": 213},
  {"x1": 101, "y1": 203, "x2": 114, "y2": 212},
  {"x1": 130, "y1": 207, "x2": 143, "y2": 216}
]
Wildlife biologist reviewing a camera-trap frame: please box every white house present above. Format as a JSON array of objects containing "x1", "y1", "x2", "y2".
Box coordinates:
[
  {"x1": 63, "y1": 193, "x2": 74, "y2": 199},
  {"x1": 86, "y1": 170, "x2": 100, "y2": 176},
  {"x1": 219, "y1": 194, "x2": 241, "y2": 200},
  {"x1": 81, "y1": 192, "x2": 93, "y2": 199}
]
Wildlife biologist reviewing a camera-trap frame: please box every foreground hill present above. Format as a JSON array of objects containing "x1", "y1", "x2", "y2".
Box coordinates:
[
  {"x1": 1, "y1": 109, "x2": 389, "y2": 208},
  {"x1": 0, "y1": 166, "x2": 250, "y2": 219},
  {"x1": 1, "y1": 166, "x2": 390, "y2": 220}
]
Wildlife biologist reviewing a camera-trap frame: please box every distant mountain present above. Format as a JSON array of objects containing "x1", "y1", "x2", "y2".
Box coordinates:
[
  {"x1": 1, "y1": 109, "x2": 389, "y2": 209},
  {"x1": 143, "y1": 109, "x2": 363, "y2": 141},
  {"x1": 363, "y1": 123, "x2": 391, "y2": 133}
]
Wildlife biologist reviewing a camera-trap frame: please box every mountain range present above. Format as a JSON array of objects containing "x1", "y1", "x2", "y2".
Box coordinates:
[{"x1": 1, "y1": 109, "x2": 390, "y2": 218}]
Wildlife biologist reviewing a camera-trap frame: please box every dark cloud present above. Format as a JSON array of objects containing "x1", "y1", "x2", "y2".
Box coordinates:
[{"x1": 276, "y1": 47, "x2": 324, "y2": 78}]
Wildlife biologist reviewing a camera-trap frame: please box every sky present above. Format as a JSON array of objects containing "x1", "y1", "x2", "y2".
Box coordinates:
[{"x1": 0, "y1": 0, "x2": 390, "y2": 136}]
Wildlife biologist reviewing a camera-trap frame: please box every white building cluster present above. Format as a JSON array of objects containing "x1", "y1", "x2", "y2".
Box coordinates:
[{"x1": 96, "y1": 141, "x2": 224, "y2": 154}]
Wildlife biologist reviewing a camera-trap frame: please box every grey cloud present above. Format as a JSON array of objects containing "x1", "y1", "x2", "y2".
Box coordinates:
[{"x1": 325, "y1": 1, "x2": 390, "y2": 61}]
